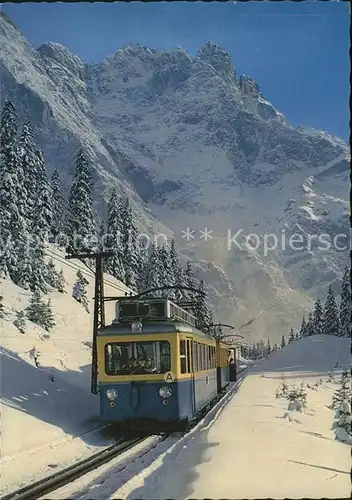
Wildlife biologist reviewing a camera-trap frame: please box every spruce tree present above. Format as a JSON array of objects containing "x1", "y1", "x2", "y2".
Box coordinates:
[
  {"x1": 184, "y1": 261, "x2": 199, "y2": 308},
  {"x1": 312, "y1": 297, "x2": 323, "y2": 335},
  {"x1": 17, "y1": 118, "x2": 38, "y2": 221},
  {"x1": 16, "y1": 238, "x2": 32, "y2": 290},
  {"x1": 281, "y1": 334, "x2": 286, "y2": 348},
  {"x1": 157, "y1": 243, "x2": 172, "y2": 294},
  {"x1": 46, "y1": 259, "x2": 62, "y2": 290},
  {"x1": 43, "y1": 299, "x2": 55, "y2": 331},
  {"x1": 13, "y1": 310, "x2": 26, "y2": 333},
  {"x1": 266, "y1": 338, "x2": 271, "y2": 355},
  {"x1": 323, "y1": 285, "x2": 340, "y2": 336},
  {"x1": 169, "y1": 239, "x2": 184, "y2": 302},
  {"x1": 339, "y1": 268, "x2": 351, "y2": 338},
  {"x1": 66, "y1": 150, "x2": 96, "y2": 251},
  {"x1": 288, "y1": 327, "x2": 295, "y2": 343},
  {"x1": 0, "y1": 100, "x2": 21, "y2": 279},
  {"x1": 120, "y1": 197, "x2": 139, "y2": 289},
  {"x1": 331, "y1": 369, "x2": 352, "y2": 410},
  {"x1": 0, "y1": 296, "x2": 4, "y2": 319},
  {"x1": 72, "y1": 269, "x2": 89, "y2": 312},
  {"x1": 33, "y1": 150, "x2": 52, "y2": 241},
  {"x1": 299, "y1": 316, "x2": 307, "y2": 338},
  {"x1": 50, "y1": 168, "x2": 65, "y2": 242},
  {"x1": 194, "y1": 279, "x2": 211, "y2": 331},
  {"x1": 305, "y1": 312, "x2": 314, "y2": 336},
  {"x1": 26, "y1": 290, "x2": 47, "y2": 327},
  {"x1": 57, "y1": 269, "x2": 66, "y2": 293},
  {"x1": 105, "y1": 187, "x2": 125, "y2": 281}
]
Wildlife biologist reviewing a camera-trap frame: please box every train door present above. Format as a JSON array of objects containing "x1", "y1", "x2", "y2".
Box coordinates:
[{"x1": 186, "y1": 338, "x2": 196, "y2": 417}]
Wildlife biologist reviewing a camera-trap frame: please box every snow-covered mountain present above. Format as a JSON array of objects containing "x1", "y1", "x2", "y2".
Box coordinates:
[{"x1": 0, "y1": 11, "x2": 349, "y2": 339}]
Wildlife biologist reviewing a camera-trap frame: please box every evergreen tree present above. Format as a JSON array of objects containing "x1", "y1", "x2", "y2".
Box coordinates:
[
  {"x1": 183, "y1": 261, "x2": 199, "y2": 308},
  {"x1": 72, "y1": 269, "x2": 89, "y2": 312},
  {"x1": 194, "y1": 279, "x2": 211, "y2": 332},
  {"x1": 312, "y1": 297, "x2": 324, "y2": 335},
  {"x1": 26, "y1": 290, "x2": 47, "y2": 327},
  {"x1": 13, "y1": 310, "x2": 26, "y2": 333},
  {"x1": 288, "y1": 327, "x2": 295, "y2": 343},
  {"x1": 305, "y1": 312, "x2": 314, "y2": 336},
  {"x1": 339, "y1": 267, "x2": 351, "y2": 338},
  {"x1": 169, "y1": 239, "x2": 184, "y2": 302},
  {"x1": 323, "y1": 285, "x2": 340, "y2": 336},
  {"x1": 46, "y1": 259, "x2": 62, "y2": 290},
  {"x1": 43, "y1": 299, "x2": 55, "y2": 331},
  {"x1": 0, "y1": 100, "x2": 21, "y2": 279},
  {"x1": 66, "y1": 150, "x2": 96, "y2": 251},
  {"x1": 281, "y1": 334, "x2": 286, "y2": 348},
  {"x1": 16, "y1": 238, "x2": 32, "y2": 290},
  {"x1": 251, "y1": 341, "x2": 257, "y2": 359},
  {"x1": 266, "y1": 338, "x2": 272, "y2": 355},
  {"x1": 17, "y1": 118, "x2": 38, "y2": 221},
  {"x1": 57, "y1": 269, "x2": 66, "y2": 293},
  {"x1": 331, "y1": 369, "x2": 352, "y2": 410},
  {"x1": 50, "y1": 168, "x2": 65, "y2": 241},
  {"x1": 299, "y1": 316, "x2": 307, "y2": 338},
  {"x1": 105, "y1": 187, "x2": 125, "y2": 281},
  {"x1": 120, "y1": 197, "x2": 139, "y2": 289},
  {"x1": 32, "y1": 150, "x2": 52, "y2": 241},
  {"x1": 157, "y1": 243, "x2": 172, "y2": 294},
  {"x1": 0, "y1": 296, "x2": 4, "y2": 319},
  {"x1": 273, "y1": 343, "x2": 278, "y2": 352},
  {"x1": 258, "y1": 339, "x2": 265, "y2": 358}
]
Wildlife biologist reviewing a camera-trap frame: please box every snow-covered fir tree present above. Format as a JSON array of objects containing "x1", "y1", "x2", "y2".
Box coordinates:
[
  {"x1": 339, "y1": 267, "x2": 351, "y2": 338},
  {"x1": 323, "y1": 285, "x2": 340, "y2": 336},
  {"x1": 120, "y1": 197, "x2": 139, "y2": 289},
  {"x1": 183, "y1": 261, "x2": 199, "y2": 308},
  {"x1": 105, "y1": 187, "x2": 125, "y2": 281},
  {"x1": 333, "y1": 400, "x2": 352, "y2": 443},
  {"x1": 50, "y1": 168, "x2": 65, "y2": 242},
  {"x1": 13, "y1": 310, "x2": 26, "y2": 333},
  {"x1": 193, "y1": 279, "x2": 211, "y2": 332},
  {"x1": 169, "y1": 239, "x2": 184, "y2": 302},
  {"x1": 281, "y1": 334, "x2": 286, "y2": 348},
  {"x1": 43, "y1": 299, "x2": 55, "y2": 331},
  {"x1": 46, "y1": 259, "x2": 63, "y2": 291},
  {"x1": 15, "y1": 238, "x2": 32, "y2": 290},
  {"x1": 312, "y1": 297, "x2": 323, "y2": 335},
  {"x1": 299, "y1": 316, "x2": 307, "y2": 338},
  {"x1": 331, "y1": 369, "x2": 351, "y2": 410},
  {"x1": 305, "y1": 312, "x2": 315, "y2": 337},
  {"x1": 0, "y1": 100, "x2": 21, "y2": 279},
  {"x1": 139, "y1": 243, "x2": 161, "y2": 295},
  {"x1": 57, "y1": 269, "x2": 66, "y2": 293},
  {"x1": 288, "y1": 327, "x2": 295, "y2": 343},
  {"x1": 26, "y1": 289, "x2": 50, "y2": 328},
  {"x1": 0, "y1": 296, "x2": 4, "y2": 319},
  {"x1": 66, "y1": 150, "x2": 96, "y2": 251},
  {"x1": 17, "y1": 118, "x2": 38, "y2": 221},
  {"x1": 32, "y1": 150, "x2": 52, "y2": 241},
  {"x1": 72, "y1": 269, "x2": 89, "y2": 312},
  {"x1": 273, "y1": 342, "x2": 278, "y2": 352},
  {"x1": 266, "y1": 338, "x2": 272, "y2": 355},
  {"x1": 157, "y1": 243, "x2": 173, "y2": 294}
]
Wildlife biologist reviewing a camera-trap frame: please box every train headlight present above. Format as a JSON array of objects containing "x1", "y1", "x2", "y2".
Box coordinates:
[
  {"x1": 159, "y1": 386, "x2": 172, "y2": 398},
  {"x1": 106, "y1": 389, "x2": 118, "y2": 401}
]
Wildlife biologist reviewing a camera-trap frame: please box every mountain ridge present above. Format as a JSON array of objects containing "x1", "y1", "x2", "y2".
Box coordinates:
[{"x1": 0, "y1": 12, "x2": 349, "y2": 340}]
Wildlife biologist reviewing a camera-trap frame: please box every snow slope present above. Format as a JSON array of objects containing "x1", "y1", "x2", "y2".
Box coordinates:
[
  {"x1": 48, "y1": 335, "x2": 350, "y2": 500},
  {"x1": 0, "y1": 244, "x2": 133, "y2": 495}
]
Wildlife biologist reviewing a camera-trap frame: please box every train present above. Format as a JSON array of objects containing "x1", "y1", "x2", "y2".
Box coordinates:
[{"x1": 96, "y1": 296, "x2": 237, "y2": 431}]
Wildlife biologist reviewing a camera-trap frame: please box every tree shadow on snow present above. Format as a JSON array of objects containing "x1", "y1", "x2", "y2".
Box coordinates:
[{"x1": 0, "y1": 347, "x2": 113, "y2": 447}]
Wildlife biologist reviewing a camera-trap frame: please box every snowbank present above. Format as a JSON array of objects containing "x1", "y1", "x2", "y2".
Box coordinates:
[{"x1": 0, "y1": 244, "x2": 132, "y2": 495}]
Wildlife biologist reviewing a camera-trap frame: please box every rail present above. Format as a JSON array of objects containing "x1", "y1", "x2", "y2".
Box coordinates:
[{"x1": 0, "y1": 436, "x2": 149, "y2": 500}]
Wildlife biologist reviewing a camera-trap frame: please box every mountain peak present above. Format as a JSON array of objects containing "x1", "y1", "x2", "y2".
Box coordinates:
[
  {"x1": 37, "y1": 42, "x2": 86, "y2": 79},
  {"x1": 196, "y1": 42, "x2": 236, "y2": 83}
]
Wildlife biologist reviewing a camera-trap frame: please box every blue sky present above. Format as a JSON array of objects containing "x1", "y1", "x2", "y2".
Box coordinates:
[{"x1": 2, "y1": 2, "x2": 349, "y2": 140}]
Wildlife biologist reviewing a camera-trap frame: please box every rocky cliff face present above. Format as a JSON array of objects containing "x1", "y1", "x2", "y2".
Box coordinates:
[{"x1": 0, "y1": 12, "x2": 349, "y2": 340}]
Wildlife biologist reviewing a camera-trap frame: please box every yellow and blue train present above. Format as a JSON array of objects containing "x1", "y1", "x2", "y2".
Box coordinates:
[{"x1": 97, "y1": 297, "x2": 236, "y2": 431}]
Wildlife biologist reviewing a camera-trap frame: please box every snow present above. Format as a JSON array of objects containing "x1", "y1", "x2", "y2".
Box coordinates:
[
  {"x1": 43, "y1": 335, "x2": 350, "y2": 500},
  {"x1": 0, "y1": 244, "x2": 133, "y2": 496}
]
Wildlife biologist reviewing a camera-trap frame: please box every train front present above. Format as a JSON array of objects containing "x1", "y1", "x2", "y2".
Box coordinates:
[{"x1": 96, "y1": 299, "x2": 182, "y2": 430}]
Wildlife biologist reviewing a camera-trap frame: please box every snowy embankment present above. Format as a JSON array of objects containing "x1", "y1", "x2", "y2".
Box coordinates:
[
  {"x1": 48, "y1": 335, "x2": 351, "y2": 500},
  {"x1": 0, "y1": 244, "x2": 132, "y2": 496}
]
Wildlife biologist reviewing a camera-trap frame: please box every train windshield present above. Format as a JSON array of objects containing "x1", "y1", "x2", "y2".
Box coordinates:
[{"x1": 105, "y1": 341, "x2": 171, "y2": 376}]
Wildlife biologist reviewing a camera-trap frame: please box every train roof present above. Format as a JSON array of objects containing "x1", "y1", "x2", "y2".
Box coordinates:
[{"x1": 98, "y1": 320, "x2": 213, "y2": 340}]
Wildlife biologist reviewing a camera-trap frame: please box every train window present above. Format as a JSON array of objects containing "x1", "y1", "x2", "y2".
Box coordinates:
[
  {"x1": 186, "y1": 340, "x2": 193, "y2": 373},
  {"x1": 193, "y1": 342, "x2": 198, "y2": 372},
  {"x1": 104, "y1": 340, "x2": 171, "y2": 375},
  {"x1": 180, "y1": 339, "x2": 187, "y2": 374}
]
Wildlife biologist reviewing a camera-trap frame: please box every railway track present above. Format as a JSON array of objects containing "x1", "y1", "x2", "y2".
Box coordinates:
[
  {"x1": 0, "y1": 435, "x2": 154, "y2": 500},
  {"x1": 2, "y1": 367, "x2": 251, "y2": 500}
]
